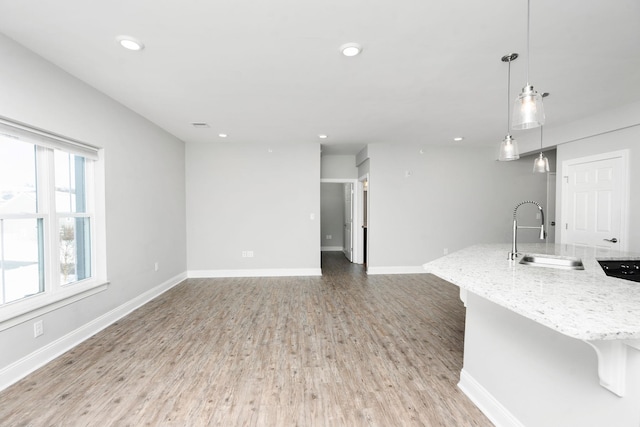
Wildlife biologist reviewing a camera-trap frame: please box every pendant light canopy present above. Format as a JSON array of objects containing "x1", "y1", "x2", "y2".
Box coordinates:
[
  {"x1": 499, "y1": 53, "x2": 520, "y2": 161},
  {"x1": 512, "y1": 0, "x2": 545, "y2": 130},
  {"x1": 533, "y1": 125, "x2": 550, "y2": 173}
]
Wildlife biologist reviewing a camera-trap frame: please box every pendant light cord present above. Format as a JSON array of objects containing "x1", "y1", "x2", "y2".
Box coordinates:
[
  {"x1": 526, "y1": 0, "x2": 531, "y2": 85},
  {"x1": 507, "y1": 59, "x2": 512, "y2": 134}
]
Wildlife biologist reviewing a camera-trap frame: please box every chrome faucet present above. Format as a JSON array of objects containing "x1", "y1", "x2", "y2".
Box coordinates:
[{"x1": 509, "y1": 201, "x2": 545, "y2": 260}]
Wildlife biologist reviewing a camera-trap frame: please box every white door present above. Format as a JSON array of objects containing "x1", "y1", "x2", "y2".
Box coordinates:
[
  {"x1": 561, "y1": 151, "x2": 628, "y2": 250},
  {"x1": 343, "y1": 183, "x2": 353, "y2": 261}
]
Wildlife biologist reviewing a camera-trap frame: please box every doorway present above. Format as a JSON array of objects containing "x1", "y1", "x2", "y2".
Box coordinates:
[
  {"x1": 560, "y1": 150, "x2": 629, "y2": 250},
  {"x1": 320, "y1": 179, "x2": 361, "y2": 264}
]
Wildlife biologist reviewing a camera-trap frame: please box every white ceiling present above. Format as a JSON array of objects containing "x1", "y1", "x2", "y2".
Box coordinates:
[{"x1": 0, "y1": 0, "x2": 638, "y2": 155}]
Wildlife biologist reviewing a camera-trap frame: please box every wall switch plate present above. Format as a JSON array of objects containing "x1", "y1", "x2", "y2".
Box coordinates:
[
  {"x1": 154, "y1": 262, "x2": 159, "y2": 271},
  {"x1": 34, "y1": 320, "x2": 43, "y2": 338}
]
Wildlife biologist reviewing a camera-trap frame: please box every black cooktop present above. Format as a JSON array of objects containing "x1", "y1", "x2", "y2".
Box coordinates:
[{"x1": 598, "y1": 260, "x2": 640, "y2": 283}]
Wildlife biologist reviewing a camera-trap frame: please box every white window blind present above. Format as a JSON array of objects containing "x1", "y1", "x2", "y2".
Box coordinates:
[{"x1": 0, "y1": 115, "x2": 99, "y2": 160}]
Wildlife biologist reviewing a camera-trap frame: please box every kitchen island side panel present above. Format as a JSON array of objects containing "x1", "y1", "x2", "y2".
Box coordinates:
[{"x1": 461, "y1": 291, "x2": 640, "y2": 427}]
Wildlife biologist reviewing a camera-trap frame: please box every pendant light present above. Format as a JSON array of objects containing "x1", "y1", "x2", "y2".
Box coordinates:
[
  {"x1": 533, "y1": 125, "x2": 550, "y2": 173},
  {"x1": 512, "y1": 0, "x2": 545, "y2": 130},
  {"x1": 499, "y1": 53, "x2": 520, "y2": 161}
]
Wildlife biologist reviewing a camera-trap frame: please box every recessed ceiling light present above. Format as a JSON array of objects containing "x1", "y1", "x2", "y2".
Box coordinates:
[
  {"x1": 340, "y1": 43, "x2": 362, "y2": 57},
  {"x1": 191, "y1": 122, "x2": 210, "y2": 128},
  {"x1": 218, "y1": 133, "x2": 228, "y2": 138},
  {"x1": 116, "y1": 36, "x2": 145, "y2": 51},
  {"x1": 453, "y1": 137, "x2": 464, "y2": 141},
  {"x1": 318, "y1": 134, "x2": 328, "y2": 139}
]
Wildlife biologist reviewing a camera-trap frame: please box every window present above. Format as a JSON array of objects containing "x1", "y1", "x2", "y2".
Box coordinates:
[{"x1": 0, "y1": 117, "x2": 106, "y2": 325}]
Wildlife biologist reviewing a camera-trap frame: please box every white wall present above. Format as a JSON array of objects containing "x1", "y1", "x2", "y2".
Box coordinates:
[
  {"x1": 365, "y1": 144, "x2": 549, "y2": 271},
  {"x1": 321, "y1": 183, "x2": 345, "y2": 250},
  {"x1": 553, "y1": 110, "x2": 640, "y2": 252},
  {"x1": 321, "y1": 155, "x2": 357, "y2": 179},
  {"x1": 186, "y1": 141, "x2": 320, "y2": 275},
  {"x1": 0, "y1": 35, "x2": 186, "y2": 376}
]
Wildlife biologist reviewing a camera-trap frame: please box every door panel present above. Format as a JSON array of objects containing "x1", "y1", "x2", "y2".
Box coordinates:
[{"x1": 563, "y1": 155, "x2": 625, "y2": 250}]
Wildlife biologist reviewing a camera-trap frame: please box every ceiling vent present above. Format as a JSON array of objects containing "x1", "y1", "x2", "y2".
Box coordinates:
[{"x1": 191, "y1": 122, "x2": 210, "y2": 128}]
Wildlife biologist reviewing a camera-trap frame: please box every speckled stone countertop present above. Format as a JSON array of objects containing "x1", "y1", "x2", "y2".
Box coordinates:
[{"x1": 422, "y1": 243, "x2": 640, "y2": 341}]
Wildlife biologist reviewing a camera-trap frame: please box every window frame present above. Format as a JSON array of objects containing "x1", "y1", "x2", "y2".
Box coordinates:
[{"x1": 0, "y1": 116, "x2": 108, "y2": 331}]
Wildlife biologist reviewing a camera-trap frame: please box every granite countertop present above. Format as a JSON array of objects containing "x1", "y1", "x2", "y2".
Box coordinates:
[{"x1": 422, "y1": 243, "x2": 640, "y2": 341}]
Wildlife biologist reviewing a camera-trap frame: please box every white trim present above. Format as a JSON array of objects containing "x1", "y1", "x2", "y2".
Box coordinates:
[
  {"x1": 559, "y1": 149, "x2": 629, "y2": 250},
  {"x1": 188, "y1": 268, "x2": 322, "y2": 278},
  {"x1": 321, "y1": 246, "x2": 343, "y2": 251},
  {"x1": 458, "y1": 369, "x2": 525, "y2": 427},
  {"x1": 0, "y1": 281, "x2": 109, "y2": 331},
  {"x1": 320, "y1": 178, "x2": 356, "y2": 183},
  {"x1": 366, "y1": 266, "x2": 428, "y2": 275},
  {"x1": 546, "y1": 171, "x2": 557, "y2": 240},
  {"x1": 358, "y1": 173, "x2": 369, "y2": 267},
  {"x1": 0, "y1": 272, "x2": 187, "y2": 392}
]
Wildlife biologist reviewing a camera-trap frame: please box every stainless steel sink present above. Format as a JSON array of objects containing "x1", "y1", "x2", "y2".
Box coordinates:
[{"x1": 519, "y1": 254, "x2": 585, "y2": 270}]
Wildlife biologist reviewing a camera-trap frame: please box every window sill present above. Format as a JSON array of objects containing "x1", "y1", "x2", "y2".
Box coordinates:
[{"x1": 0, "y1": 280, "x2": 109, "y2": 332}]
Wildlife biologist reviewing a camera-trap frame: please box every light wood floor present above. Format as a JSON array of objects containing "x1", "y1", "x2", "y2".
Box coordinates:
[{"x1": 0, "y1": 252, "x2": 491, "y2": 426}]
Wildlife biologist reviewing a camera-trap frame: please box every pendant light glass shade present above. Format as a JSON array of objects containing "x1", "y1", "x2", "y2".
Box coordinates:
[
  {"x1": 512, "y1": 0, "x2": 545, "y2": 130},
  {"x1": 513, "y1": 85, "x2": 545, "y2": 129},
  {"x1": 533, "y1": 152, "x2": 550, "y2": 172},
  {"x1": 499, "y1": 134, "x2": 520, "y2": 161},
  {"x1": 533, "y1": 125, "x2": 549, "y2": 172}
]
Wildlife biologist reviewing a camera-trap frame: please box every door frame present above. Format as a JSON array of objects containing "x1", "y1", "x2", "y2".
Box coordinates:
[
  {"x1": 358, "y1": 173, "x2": 369, "y2": 267},
  {"x1": 559, "y1": 149, "x2": 629, "y2": 251},
  {"x1": 320, "y1": 178, "x2": 361, "y2": 263},
  {"x1": 546, "y1": 172, "x2": 557, "y2": 243}
]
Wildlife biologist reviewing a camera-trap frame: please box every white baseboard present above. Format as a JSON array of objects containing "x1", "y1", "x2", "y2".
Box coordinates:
[
  {"x1": 188, "y1": 268, "x2": 322, "y2": 278},
  {"x1": 0, "y1": 272, "x2": 187, "y2": 392},
  {"x1": 458, "y1": 369, "x2": 524, "y2": 427},
  {"x1": 321, "y1": 246, "x2": 343, "y2": 251},
  {"x1": 366, "y1": 266, "x2": 429, "y2": 275}
]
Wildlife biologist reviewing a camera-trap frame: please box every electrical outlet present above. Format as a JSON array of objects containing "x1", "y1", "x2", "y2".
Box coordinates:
[
  {"x1": 242, "y1": 251, "x2": 247, "y2": 257},
  {"x1": 34, "y1": 320, "x2": 43, "y2": 338},
  {"x1": 247, "y1": 251, "x2": 254, "y2": 258},
  {"x1": 443, "y1": 248, "x2": 449, "y2": 255},
  {"x1": 326, "y1": 235, "x2": 332, "y2": 240}
]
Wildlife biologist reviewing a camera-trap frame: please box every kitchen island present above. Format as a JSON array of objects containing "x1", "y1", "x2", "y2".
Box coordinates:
[{"x1": 423, "y1": 243, "x2": 640, "y2": 427}]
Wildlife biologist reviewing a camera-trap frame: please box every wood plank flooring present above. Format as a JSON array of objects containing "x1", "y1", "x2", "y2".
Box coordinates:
[{"x1": 0, "y1": 252, "x2": 491, "y2": 426}]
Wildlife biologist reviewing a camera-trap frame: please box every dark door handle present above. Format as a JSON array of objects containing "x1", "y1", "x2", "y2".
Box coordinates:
[{"x1": 604, "y1": 238, "x2": 618, "y2": 243}]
